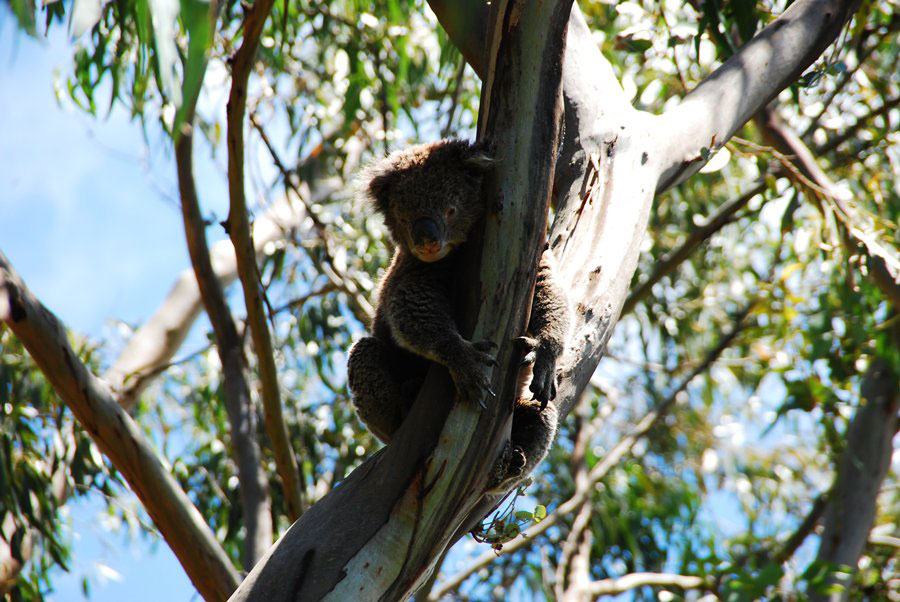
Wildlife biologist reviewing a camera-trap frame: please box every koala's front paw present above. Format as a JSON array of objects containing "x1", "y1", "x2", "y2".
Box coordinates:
[
  {"x1": 450, "y1": 340, "x2": 498, "y2": 407},
  {"x1": 516, "y1": 337, "x2": 557, "y2": 409}
]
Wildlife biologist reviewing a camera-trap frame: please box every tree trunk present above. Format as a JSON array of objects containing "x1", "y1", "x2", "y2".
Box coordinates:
[{"x1": 227, "y1": 0, "x2": 573, "y2": 598}]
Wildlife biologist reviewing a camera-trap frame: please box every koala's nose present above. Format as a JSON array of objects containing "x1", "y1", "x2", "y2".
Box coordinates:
[{"x1": 412, "y1": 218, "x2": 442, "y2": 252}]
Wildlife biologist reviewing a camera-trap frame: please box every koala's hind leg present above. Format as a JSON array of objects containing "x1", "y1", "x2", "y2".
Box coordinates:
[
  {"x1": 522, "y1": 250, "x2": 572, "y2": 407},
  {"x1": 347, "y1": 337, "x2": 413, "y2": 443},
  {"x1": 487, "y1": 398, "x2": 558, "y2": 494}
]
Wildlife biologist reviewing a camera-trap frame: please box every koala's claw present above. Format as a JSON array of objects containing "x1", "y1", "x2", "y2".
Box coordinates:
[{"x1": 451, "y1": 339, "x2": 498, "y2": 407}]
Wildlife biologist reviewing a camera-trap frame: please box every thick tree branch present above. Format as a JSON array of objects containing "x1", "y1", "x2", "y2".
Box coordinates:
[
  {"x1": 657, "y1": 0, "x2": 862, "y2": 191},
  {"x1": 811, "y1": 358, "x2": 899, "y2": 601},
  {"x1": 226, "y1": 0, "x2": 305, "y2": 522},
  {"x1": 177, "y1": 125, "x2": 274, "y2": 568},
  {"x1": 0, "y1": 251, "x2": 240, "y2": 602}
]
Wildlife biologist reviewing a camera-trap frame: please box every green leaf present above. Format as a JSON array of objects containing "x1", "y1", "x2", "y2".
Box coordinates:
[
  {"x1": 173, "y1": 0, "x2": 213, "y2": 137},
  {"x1": 9, "y1": 0, "x2": 37, "y2": 36}
]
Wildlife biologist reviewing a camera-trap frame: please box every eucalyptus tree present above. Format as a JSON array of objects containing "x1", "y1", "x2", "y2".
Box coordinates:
[{"x1": 1, "y1": 0, "x2": 897, "y2": 600}]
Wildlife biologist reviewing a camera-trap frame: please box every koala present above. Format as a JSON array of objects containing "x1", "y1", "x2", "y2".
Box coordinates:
[{"x1": 346, "y1": 138, "x2": 571, "y2": 493}]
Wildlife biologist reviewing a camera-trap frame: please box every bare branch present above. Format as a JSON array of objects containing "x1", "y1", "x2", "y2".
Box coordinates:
[
  {"x1": 815, "y1": 95, "x2": 900, "y2": 156},
  {"x1": 584, "y1": 572, "x2": 709, "y2": 597},
  {"x1": 226, "y1": 0, "x2": 305, "y2": 522},
  {"x1": 249, "y1": 114, "x2": 375, "y2": 322},
  {"x1": 0, "y1": 251, "x2": 241, "y2": 602},
  {"x1": 176, "y1": 125, "x2": 274, "y2": 568},
  {"x1": 773, "y1": 493, "x2": 829, "y2": 565},
  {"x1": 621, "y1": 179, "x2": 768, "y2": 317},
  {"x1": 657, "y1": 0, "x2": 862, "y2": 191}
]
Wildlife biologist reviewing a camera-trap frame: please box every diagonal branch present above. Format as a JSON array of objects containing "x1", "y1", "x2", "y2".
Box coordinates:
[
  {"x1": 657, "y1": 0, "x2": 862, "y2": 191},
  {"x1": 226, "y1": 0, "x2": 305, "y2": 522},
  {"x1": 0, "y1": 251, "x2": 241, "y2": 602},
  {"x1": 755, "y1": 107, "x2": 900, "y2": 304},
  {"x1": 621, "y1": 179, "x2": 768, "y2": 317}
]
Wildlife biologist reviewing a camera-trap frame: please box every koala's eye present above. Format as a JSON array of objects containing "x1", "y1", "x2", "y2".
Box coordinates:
[{"x1": 446, "y1": 206, "x2": 457, "y2": 219}]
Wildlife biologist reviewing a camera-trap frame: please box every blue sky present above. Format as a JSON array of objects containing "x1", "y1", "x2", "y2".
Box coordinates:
[{"x1": 1, "y1": 18, "x2": 204, "y2": 601}]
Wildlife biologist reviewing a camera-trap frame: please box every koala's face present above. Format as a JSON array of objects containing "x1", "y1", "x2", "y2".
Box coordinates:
[{"x1": 364, "y1": 140, "x2": 494, "y2": 262}]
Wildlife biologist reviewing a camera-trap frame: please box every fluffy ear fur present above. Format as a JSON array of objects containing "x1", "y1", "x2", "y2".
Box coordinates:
[
  {"x1": 366, "y1": 169, "x2": 396, "y2": 215},
  {"x1": 464, "y1": 150, "x2": 496, "y2": 172},
  {"x1": 464, "y1": 140, "x2": 496, "y2": 174}
]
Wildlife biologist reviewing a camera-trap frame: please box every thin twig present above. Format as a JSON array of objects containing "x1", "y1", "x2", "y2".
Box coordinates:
[
  {"x1": 250, "y1": 113, "x2": 376, "y2": 322},
  {"x1": 621, "y1": 179, "x2": 767, "y2": 317}
]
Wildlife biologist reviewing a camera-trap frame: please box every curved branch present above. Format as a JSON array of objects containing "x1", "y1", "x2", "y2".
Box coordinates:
[
  {"x1": 0, "y1": 251, "x2": 241, "y2": 602},
  {"x1": 226, "y1": 0, "x2": 305, "y2": 521}
]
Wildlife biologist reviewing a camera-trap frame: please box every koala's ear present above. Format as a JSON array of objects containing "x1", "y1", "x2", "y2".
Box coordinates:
[
  {"x1": 465, "y1": 151, "x2": 496, "y2": 172},
  {"x1": 366, "y1": 170, "x2": 395, "y2": 214}
]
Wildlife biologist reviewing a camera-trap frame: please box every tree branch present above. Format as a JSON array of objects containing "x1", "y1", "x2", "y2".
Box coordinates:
[
  {"x1": 430, "y1": 297, "x2": 755, "y2": 600},
  {"x1": 226, "y1": 0, "x2": 305, "y2": 522},
  {"x1": 249, "y1": 114, "x2": 375, "y2": 322},
  {"x1": 104, "y1": 180, "x2": 342, "y2": 411},
  {"x1": 0, "y1": 251, "x2": 240, "y2": 602},
  {"x1": 584, "y1": 572, "x2": 709, "y2": 597},
  {"x1": 811, "y1": 358, "x2": 899, "y2": 601},
  {"x1": 755, "y1": 107, "x2": 900, "y2": 304},
  {"x1": 657, "y1": 0, "x2": 862, "y2": 191},
  {"x1": 621, "y1": 179, "x2": 768, "y2": 317},
  {"x1": 176, "y1": 123, "x2": 274, "y2": 568}
]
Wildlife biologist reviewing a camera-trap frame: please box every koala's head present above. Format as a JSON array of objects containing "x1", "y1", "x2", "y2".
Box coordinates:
[{"x1": 362, "y1": 139, "x2": 494, "y2": 262}]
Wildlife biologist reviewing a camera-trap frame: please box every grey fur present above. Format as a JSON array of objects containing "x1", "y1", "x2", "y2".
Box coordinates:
[{"x1": 347, "y1": 139, "x2": 571, "y2": 493}]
